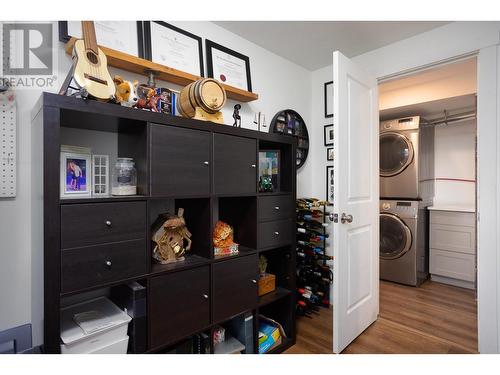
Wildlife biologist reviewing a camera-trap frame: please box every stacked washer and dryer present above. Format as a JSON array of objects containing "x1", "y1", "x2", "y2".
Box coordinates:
[{"x1": 379, "y1": 116, "x2": 434, "y2": 286}]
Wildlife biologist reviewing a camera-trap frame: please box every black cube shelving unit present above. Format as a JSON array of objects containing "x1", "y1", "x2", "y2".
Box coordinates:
[{"x1": 32, "y1": 93, "x2": 297, "y2": 354}]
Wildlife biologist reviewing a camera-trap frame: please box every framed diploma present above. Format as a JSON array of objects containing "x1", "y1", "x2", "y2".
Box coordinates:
[
  {"x1": 206, "y1": 40, "x2": 252, "y2": 92},
  {"x1": 144, "y1": 21, "x2": 204, "y2": 77},
  {"x1": 59, "y1": 21, "x2": 145, "y2": 58}
]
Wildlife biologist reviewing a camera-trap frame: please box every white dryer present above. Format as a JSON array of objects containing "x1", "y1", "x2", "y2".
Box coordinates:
[{"x1": 379, "y1": 116, "x2": 434, "y2": 203}]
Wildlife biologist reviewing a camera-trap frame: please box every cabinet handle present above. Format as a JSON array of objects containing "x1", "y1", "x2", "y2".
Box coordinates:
[
  {"x1": 203, "y1": 161, "x2": 209, "y2": 165},
  {"x1": 274, "y1": 206, "x2": 280, "y2": 210},
  {"x1": 274, "y1": 231, "x2": 280, "y2": 235},
  {"x1": 105, "y1": 220, "x2": 112, "y2": 227},
  {"x1": 202, "y1": 294, "x2": 209, "y2": 299},
  {"x1": 251, "y1": 279, "x2": 257, "y2": 284},
  {"x1": 251, "y1": 164, "x2": 256, "y2": 168},
  {"x1": 105, "y1": 260, "x2": 112, "y2": 267}
]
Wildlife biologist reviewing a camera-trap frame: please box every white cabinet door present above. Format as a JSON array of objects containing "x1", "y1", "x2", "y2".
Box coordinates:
[{"x1": 332, "y1": 51, "x2": 379, "y2": 354}]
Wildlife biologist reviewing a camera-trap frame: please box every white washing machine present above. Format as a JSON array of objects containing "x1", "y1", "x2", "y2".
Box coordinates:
[
  {"x1": 380, "y1": 199, "x2": 429, "y2": 286},
  {"x1": 380, "y1": 116, "x2": 434, "y2": 203}
]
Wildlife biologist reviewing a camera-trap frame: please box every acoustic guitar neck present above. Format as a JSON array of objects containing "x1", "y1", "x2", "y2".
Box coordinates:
[{"x1": 81, "y1": 21, "x2": 99, "y2": 63}]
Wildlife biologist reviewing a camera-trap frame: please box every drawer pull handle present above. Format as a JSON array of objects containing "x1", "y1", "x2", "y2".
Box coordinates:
[
  {"x1": 105, "y1": 260, "x2": 112, "y2": 267},
  {"x1": 105, "y1": 220, "x2": 112, "y2": 227},
  {"x1": 251, "y1": 279, "x2": 257, "y2": 284},
  {"x1": 274, "y1": 231, "x2": 280, "y2": 235},
  {"x1": 203, "y1": 161, "x2": 209, "y2": 165},
  {"x1": 251, "y1": 164, "x2": 256, "y2": 168},
  {"x1": 274, "y1": 206, "x2": 280, "y2": 210},
  {"x1": 202, "y1": 294, "x2": 209, "y2": 299}
]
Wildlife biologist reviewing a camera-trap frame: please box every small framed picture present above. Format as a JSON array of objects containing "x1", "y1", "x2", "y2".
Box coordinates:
[
  {"x1": 324, "y1": 124, "x2": 334, "y2": 146},
  {"x1": 327, "y1": 147, "x2": 334, "y2": 161},
  {"x1": 326, "y1": 166, "x2": 334, "y2": 203},
  {"x1": 259, "y1": 150, "x2": 280, "y2": 192},
  {"x1": 324, "y1": 81, "x2": 333, "y2": 118},
  {"x1": 92, "y1": 155, "x2": 109, "y2": 197},
  {"x1": 60, "y1": 151, "x2": 92, "y2": 198}
]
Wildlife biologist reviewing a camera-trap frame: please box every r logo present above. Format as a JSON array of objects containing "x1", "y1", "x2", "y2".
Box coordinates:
[{"x1": 2, "y1": 23, "x2": 53, "y2": 76}]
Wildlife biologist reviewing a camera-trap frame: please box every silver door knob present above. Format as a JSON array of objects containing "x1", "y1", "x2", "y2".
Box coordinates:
[
  {"x1": 274, "y1": 231, "x2": 280, "y2": 235},
  {"x1": 105, "y1": 220, "x2": 112, "y2": 226},
  {"x1": 274, "y1": 206, "x2": 280, "y2": 210},
  {"x1": 105, "y1": 260, "x2": 112, "y2": 267},
  {"x1": 202, "y1": 294, "x2": 209, "y2": 299},
  {"x1": 203, "y1": 161, "x2": 209, "y2": 165},
  {"x1": 251, "y1": 279, "x2": 257, "y2": 284},
  {"x1": 341, "y1": 213, "x2": 353, "y2": 224},
  {"x1": 328, "y1": 213, "x2": 338, "y2": 223},
  {"x1": 251, "y1": 164, "x2": 256, "y2": 168}
]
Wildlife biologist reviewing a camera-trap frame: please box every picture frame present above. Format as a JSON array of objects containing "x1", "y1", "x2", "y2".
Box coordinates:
[
  {"x1": 327, "y1": 147, "x2": 334, "y2": 161},
  {"x1": 206, "y1": 40, "x2": 252, "y2": 92},
  {"x1": 58, "y1": 21, "x2": 145, "y2": 58},
  {"x1": 324, "y1": 124, "x2": 334, "y2": 146},
  {"x1": 326, "y1": 166, "x2": 334, "y2": 203},
  {"x1": 259, "y1": 150, "x2": 280, "y2": 192},
  {"x1": 92, "y1": 154, "x2": 109, "y2": 197},
  {"x1": 144, "y1": 21, "x2": 204, "y2": 77},
  {"x1": 60, "y1": 151, "x2": 92, "y2": 199},
  {"x1": 324, "y1": 81, "x2": 333, "y2": 118}
]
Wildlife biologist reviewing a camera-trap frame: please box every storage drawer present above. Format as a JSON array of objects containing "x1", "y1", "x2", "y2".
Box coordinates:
[
  {"x1": 213, "y1": 255, "x2": 259, "y2": 322},
  {"x1": 258, "y1": 219, "x2": 293, "y2": 249},
  {"x1": 61, "y1": 239, "x2": 147, "y2": 293},
  {"x1": 430, "y1": 211, "x2": 475, "y2": 227},
  {"x1": 61, "y1": 202, "x2": 146, "y2": 249},
  {"x1": 149, "y1": 267, "x2": 210, "y2": 348},
  {"x1": 430, "y1": 224, "x2": 476, "y2": 254},
  {"x1": 430, "y1": 248, "x2": 475, "y2": 282},
  {"x1": 258, "y1": 195, "x2": 293, "y2": 222}
]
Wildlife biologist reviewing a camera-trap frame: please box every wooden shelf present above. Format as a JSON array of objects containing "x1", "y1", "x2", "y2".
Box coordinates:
[
  {"x1": 65, "y1": 38, "x2": 259, "y2": 103},
  {"x1": 258, "y1": 287, "x2": 292, "y2": 308}
]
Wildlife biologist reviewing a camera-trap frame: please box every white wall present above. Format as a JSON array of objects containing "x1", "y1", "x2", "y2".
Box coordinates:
[
  {"x1": 0, "y1": 21, "x2": 312, "y2": 347},
  {"x1": 434, "y1": 120, "x2": 476, "y2": 207}
]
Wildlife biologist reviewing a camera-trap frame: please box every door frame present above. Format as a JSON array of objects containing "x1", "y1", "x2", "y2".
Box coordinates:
[{"x1": 360, "y1": 39, "x2": 500, "y2": 352}]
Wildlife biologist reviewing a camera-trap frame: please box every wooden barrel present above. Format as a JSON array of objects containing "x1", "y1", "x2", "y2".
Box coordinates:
[{"x1": 177, "y1": 78, "x2": 227, "y2": 118}]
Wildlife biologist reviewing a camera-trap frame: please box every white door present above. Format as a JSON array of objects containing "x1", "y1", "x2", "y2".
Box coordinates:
[{"x1": 332, "y1": 51, "x2": 379, "y2": 353}]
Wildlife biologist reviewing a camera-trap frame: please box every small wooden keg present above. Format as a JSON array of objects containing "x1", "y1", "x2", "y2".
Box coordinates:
[{"x1": 177, "y1": 78, "x2": 227, "y2": 118}]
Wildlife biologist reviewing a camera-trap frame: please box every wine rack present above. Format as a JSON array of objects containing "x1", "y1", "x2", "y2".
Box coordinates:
[{"x1": 295, "y1": 198, "x2": 333, "y2": 318}]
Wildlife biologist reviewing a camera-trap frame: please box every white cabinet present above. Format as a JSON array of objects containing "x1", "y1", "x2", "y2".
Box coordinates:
[{"x1": 429, "y1": 209, "x2": 476, "y2": 289}]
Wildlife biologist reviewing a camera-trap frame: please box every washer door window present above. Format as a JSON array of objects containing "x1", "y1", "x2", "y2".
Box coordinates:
[
  {"x1": 380, "y1": 213, "x2": 412, "y2": 260},
  {"x1": 380, "y1": 132, "x2": 414, "y2": 177}
]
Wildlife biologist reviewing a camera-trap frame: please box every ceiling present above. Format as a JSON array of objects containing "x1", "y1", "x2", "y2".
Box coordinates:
[{"x1": 213, "y1": 21, "x2": 449, "y2": 71}]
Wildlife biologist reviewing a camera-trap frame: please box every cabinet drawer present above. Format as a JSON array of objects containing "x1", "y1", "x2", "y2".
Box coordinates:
[
  {"x1": 150, "y1": 267, "x2": 210, "y2": 348},
  {"x1": 430, "y1": 248, "x2": 476, "y2": 282},
  {"x1": 258, "y1": 219, "x2": 293, "y2": 249},
  {"x1": 258, "y1": 195, "x2": 293, "y2": 222},
  {"x1": 61, "y1": 202, "x2": 146, "y2": 249},
  {"x1": 213, "y1": 255, "x2": 259, "y2": 322},
  {"x1": 430, "y1": 211, "x2": 475, "y2": 227},
  {"x1": 430, "y1": 224, "x2": 476, "y2": 254},
  {"x1": 61, "y1": 239, "x2": 147, "y2": 293}
]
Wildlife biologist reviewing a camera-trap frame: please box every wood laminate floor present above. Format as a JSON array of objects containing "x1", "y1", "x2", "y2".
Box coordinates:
[{"x1": 285, "y1": 280, "x2": 478, "y2": 354}]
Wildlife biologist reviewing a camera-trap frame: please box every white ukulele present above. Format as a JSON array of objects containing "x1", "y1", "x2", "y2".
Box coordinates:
[{"x1": 70, "y1": 21, "x2": 115, "y2": 100}]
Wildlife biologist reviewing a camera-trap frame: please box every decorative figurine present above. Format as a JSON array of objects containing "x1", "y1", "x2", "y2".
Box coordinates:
[
  {"x1": 213, "y1": 220, "x2": 239, "y2": 256},
  {"x1": 113, "y1": 75, "x2": 138, "y2": 107},
  {"x1": 232, "y1": 104, "x2": 241, "y2": 127},
  {"x1": 152, "y1": 208, "x2": 192, "y2": 264}
]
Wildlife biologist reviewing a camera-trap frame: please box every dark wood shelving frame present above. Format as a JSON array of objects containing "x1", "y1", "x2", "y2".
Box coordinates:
[{"x1": 32, "y1": 93, "x2": 296, "y2": 354}]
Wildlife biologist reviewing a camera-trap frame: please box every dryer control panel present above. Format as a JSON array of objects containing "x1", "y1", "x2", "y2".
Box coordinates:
[
  {"x1": 380, "y1": 200, "x2": 418, "y2": 219},
  {"x1": 380, "y1": 116, "x2": 420, "y2": 132}
]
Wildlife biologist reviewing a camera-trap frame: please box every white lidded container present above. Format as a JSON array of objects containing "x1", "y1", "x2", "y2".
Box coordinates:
[{"x1": 60, "y1": 297, "x2": 132, "y2": 354}]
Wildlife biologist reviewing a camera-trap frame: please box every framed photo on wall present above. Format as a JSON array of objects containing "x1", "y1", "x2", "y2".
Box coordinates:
[
  {"x1": 326, "y1": 166, "x2": 334, "y2": 203},
  {"x1": 144, "y1": 21, "x2": 204, "y2": 77},
  {"x1": 324, "y1": 81, "x2": 333, "y2": 118},
  {"x1": 206, "y1": 40, "x2": 252, "y2": 92},
  {"x1": 60, "y1": 150, "x2": 92, "y2": 199},
  {"x1": 59, "y1": 21, "x2": 145, "y2": 58},
  {"x1": 324, "y1": 124, "x2": 334, "y2": 146},
  {"x1": 327, "y1": 147, "x2": 334, "y2": 161}
]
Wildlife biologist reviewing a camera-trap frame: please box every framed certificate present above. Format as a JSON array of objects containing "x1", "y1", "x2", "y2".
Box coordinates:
[
  {"x1": 144, "y1": 21, "x2": 204, "y2": 77},
  {"x1": 206, "y1": 40, "x2": 252, "y2": 92},
  {"x1": 59, "y1": 21, "x2": 144, "y2": 58}
]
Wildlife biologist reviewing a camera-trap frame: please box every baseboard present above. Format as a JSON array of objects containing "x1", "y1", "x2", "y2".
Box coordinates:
[{"x1": 431, "y1": 274, "x2": 476, "y2": 290}]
